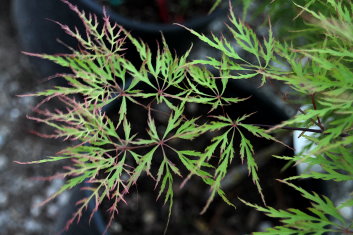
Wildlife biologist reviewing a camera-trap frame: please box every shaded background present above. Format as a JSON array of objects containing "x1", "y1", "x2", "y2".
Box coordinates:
[{"x1": 0, "y1": 1, "x2": 69, "y2": 234}]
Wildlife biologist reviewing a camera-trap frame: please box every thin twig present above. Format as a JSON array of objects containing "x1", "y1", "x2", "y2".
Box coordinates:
[
  {"x1": 251, "y1": 124, "x2": 349, "y2": 138},
  {"x1": 311, "y1": 93, "x2": 325, "y2": 131}
]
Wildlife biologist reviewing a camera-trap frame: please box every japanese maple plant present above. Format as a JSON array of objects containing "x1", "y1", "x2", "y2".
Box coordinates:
[{"x1": 20, "y1": 0, "x2": 353, "y2": 234}]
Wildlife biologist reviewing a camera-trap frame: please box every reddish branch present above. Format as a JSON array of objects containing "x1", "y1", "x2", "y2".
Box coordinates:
[{"x1": 311, "y1": 93, "x2": 325, "y2": 131}]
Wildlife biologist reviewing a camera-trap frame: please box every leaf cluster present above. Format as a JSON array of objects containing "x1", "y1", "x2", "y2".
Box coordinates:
[
  {"x1": 23, "y1": 1, "x2": 281, "y2": 232},
  {"x1": 22, "y1": 0, "x2": 353, "y2": 234}
]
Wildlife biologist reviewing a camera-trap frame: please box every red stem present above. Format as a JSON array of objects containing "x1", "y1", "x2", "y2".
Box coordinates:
[{"x1": 156, "y1": 0, "x2": 169, "y2": 23}]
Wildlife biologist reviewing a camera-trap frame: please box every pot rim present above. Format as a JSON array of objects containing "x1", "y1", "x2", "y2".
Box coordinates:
[{"x1": 78, "y1": 0, "x2": 226, "y2": 33}]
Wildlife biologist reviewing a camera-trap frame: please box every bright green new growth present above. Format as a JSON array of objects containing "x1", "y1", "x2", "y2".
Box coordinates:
[
  {"x1": 25, "y1": 0, "x2": 272, "y2": 231},
  {"x1": 23, "y1": 0, "x2": 353, "y2": 234}
]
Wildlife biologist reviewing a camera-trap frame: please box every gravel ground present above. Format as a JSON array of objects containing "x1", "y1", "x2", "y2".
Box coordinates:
[{"x1": 0, "y1": 2, "x2": 69, "y2": 234}]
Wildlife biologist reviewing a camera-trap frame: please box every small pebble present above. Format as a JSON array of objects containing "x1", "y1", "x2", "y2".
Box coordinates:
[
  {"x1": 46, "y1": 179, "x2": 64, "y2": 197},
  {"x1": 9, "y1": 81, "x2": 19, "y2": 93},
  {"x1": 23, "y1": 179, "x2": 35, "y2": 190},
  {"x1": 344, "y1": 180, "x2": 353, "y2": 189},
  {"x1": 24, "y1": 219, "x2": 42, "y2": 232},
  {"x1": 9, "y1": 108, "x2": 20, "y2": 119},
  {"x1": 339, "y1": 206, "x2": 353, "y2": 220},
  {"x1": 143, "y1": 210, "x2": 156, "y2": 225},
  {"x1": 0, "y1": 212, "x2": 10, "y2": 226},
  {"x1": 209, "y1": 19, "x2": 224, "y2": 32},
  {"x1": 0, "y1": 135, "x2": 4, "y2": 148},
  {"x1": 0, "y1": 155, "x2": 8, "y2": 169},
  {"x1": 110, "y1": 222, "x2": 122, "y2": 233},
  {"x1": 10, "y1": 177, "x2": 24, "y2": 193},
  {"x1": 187, "y1": 103, "x2": 198, "y2": 113},
  {"x1": 30, "y1": 196, "x2": 43, "y2": 217},
  {"x1": 46, "y1": 204, "x2": 58, "y2": 217},
  {"x1": 258, "y1": 221, "x2": 273, "y2": 232},
  {"x1": 19, "y1": 96, "x2": 34, "y2": 107},
  {"x1": 58, "y1": 191, "x2": 70, "y2": 205},
  {"x1": 0, "y1": 192, "x2": 8, "y2": 206},
  {"x1": 0, "y1": 126, "x2": 10, "y2": 147}
]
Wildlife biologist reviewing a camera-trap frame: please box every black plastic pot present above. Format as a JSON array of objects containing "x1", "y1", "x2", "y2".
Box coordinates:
[
  {"x1": 11, "y1": 0, "x2": 225, "y2": 79},
  {"x1": 78, "y1": 0, "x2": 225, "y2": 56},
  {"x1": 11, "y1": 0, "x2": 80, "y2": 81}
]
